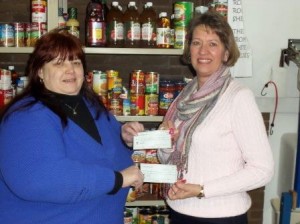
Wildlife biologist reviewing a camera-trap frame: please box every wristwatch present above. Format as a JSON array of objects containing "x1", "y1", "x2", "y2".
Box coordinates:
[{"x1": 197, "y1": 185, "x2": 205, "y2": 199}]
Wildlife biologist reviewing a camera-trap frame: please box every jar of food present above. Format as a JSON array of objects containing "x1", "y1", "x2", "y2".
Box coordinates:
[{"x1": 158, "y1": 80, "x2": 175, "y2": 116}]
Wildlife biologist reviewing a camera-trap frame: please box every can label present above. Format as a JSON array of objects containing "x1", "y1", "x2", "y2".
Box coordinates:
[
  {"x1": 174, "y1": 2, "x2": 194, "y2": 26},
  {"x1": 145, "y1": 94, "x2": 158, "y2": 116},
  {"x1": 145, "y1": 72, "x2": 159, "y2": 94}
]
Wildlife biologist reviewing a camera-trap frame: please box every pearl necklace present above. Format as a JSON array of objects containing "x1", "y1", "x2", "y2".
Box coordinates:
[{"x1": 64, "y1": 102, "x2": 79, "y2": 115}]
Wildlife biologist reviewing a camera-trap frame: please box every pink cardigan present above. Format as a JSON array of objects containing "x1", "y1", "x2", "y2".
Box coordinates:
[{"x1": 158, "y1": 80, "x2": 274, "y2": 218}]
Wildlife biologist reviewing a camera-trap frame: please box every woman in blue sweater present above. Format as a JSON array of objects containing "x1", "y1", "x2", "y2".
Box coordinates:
[{"x1": 0, "y1": 29, "x2": 144, "y2": 223}]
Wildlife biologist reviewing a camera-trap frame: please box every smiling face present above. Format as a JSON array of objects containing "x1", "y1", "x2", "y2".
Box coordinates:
[
  {"x1": 38, "y1": 56, "x2": 84, "y2": 95},
  {"x1": 190, "y1": 25, "x2": 229, "y2": 87}
]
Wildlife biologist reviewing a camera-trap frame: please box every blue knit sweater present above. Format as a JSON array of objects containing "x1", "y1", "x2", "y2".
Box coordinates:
[{"x1": 0, "y1": 98, "x2": 133, "y2": 223}]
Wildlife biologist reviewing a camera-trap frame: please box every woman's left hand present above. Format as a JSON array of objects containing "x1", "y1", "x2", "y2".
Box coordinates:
[
  {"x1": 121, "y1": 122, "x2": 144, "y2": 147},
  {"x1": 168, "y1": 180, "x2": 202, "y2": 200}
]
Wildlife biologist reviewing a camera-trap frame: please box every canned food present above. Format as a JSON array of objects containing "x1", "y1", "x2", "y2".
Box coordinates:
[
  {"x1": 145, "y1": 93, "x2": 158, "y2": 116},
  {"x1": 174, "y1": 2, "x2": 194, "y2": 26},
  {"x1": 31, "y1": 0, "x2": 47, "y2": 23},
  {"x1": 109, "y1": 98, "x2": 123, "y2": 116},
  {"x1": 174, "y1": 26, "x2": 187, "y2": 49},
  {"x1": 92, "y1": 70, "x2": 107, "y2": 95},
  {"x1": 0, "y1": 23, "x2": 15, "y2": 47},
  {"x1": 145, "y1": 72, "x2": 159, "y2": 94},
  {"x1": 30, "y1": 22, "x2": 47, "y2": 47},
  {"x1": 130, "y1": 93, "x2": 145, "y2": 116},
  {"x1": 106, "y1": 69, "x2": 119, "y2": 78},
  {"x1": 130, "y1": 70, "x2": 145, "y2": 94},
  {"x1": 14, "y1": 22, "x2": 25, "y2": 47}
]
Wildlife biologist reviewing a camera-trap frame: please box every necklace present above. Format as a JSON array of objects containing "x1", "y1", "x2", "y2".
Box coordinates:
[{"x1": 64, "y1": 102, "x2": 79, "y2": 115}]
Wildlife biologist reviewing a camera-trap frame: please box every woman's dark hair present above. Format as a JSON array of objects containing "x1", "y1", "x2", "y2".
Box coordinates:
[
  {"x1": 0, "y1": 28, "x2": 107, "y2": 124},
  {"x1": 182, "y1": 11, "x2": 240, "y2": 67}
]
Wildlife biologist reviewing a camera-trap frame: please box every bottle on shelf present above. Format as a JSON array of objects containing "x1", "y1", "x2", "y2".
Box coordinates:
[
  {"x1": 156, "y1": 12, "x2": 171, "y2": 48},
  {"x1": 86, "y1": 0, "x2": 107, "y2": 47},
  {"x1": 8, "y1": 65, "x2": 18, "y2": 97},
  {"x1": 107, "y1": 1, "x2": 124, "y2": 48},
  {"x1": 66, "y1": 7, "x2": 80, "y2": 38},
  {"x1": 58, "y1": 7, "x2": 66, "y2": 28},
  {"x1": 123, "y1": 1, "x2": 140, "y2": 48},
  {"x1": 101, "y1": 0, "x2": 109, "y2": 21},
  {"x1": 140, "y1": 2, "x2": 157, "y2": 48}
]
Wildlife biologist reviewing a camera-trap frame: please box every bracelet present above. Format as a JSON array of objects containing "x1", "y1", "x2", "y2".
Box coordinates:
[{"x1": 197, "y1": 185, "x2": 205, "y2": 199}]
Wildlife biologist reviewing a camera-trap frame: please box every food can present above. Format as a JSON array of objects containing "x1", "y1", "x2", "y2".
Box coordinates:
[
  {"x1": 174, "y1": 2, "x2": 194, "y2": 26},
  {"x1": 124, "y1": 210, "x2": 133, "y2": 224},
  {"x1": 145, "y1": 93, "x2": 158, "y2": 116},
  {"x1": 125, "y1": 207, "x2": 138, "y2": 224},
  {"x1": 0, "y1": 23, "x2": 15, "y2": 47},
  {"x1": 24, "y1": 22, "x2": 31, "y2": 47},
  {"x1": 108, "y1": 76, "x2": 122, "y2": 93},
  {"x1": 31, "y1": 0, "x2": 47, "y2": 23},
  {"x1": 106, "y1": 69, "x2": 119, "y2": 78},
  {"x1": 109, "y1": 98, "x2": 123, "y2": 116},
  {"x1": 130, "y1": 70, "x2": 145, "y2": 94},
  {"x1": 145, "y1": 72, "x2": 159, "y2": 94},
  {"x1": 30, "y1": 22, "x2": 47, "y2": 47},
  {"x1": 92, "y1": 70, "x2": 107, "y2": 95},
  {"x1": 14, "y1": 22, "x2": 25, "y2": 47},
  {"x1": 130, "y1": 93, "x2": 145, "y2": 116},
  {"x1": 174, "y1": 26, "x2": 187, "y2": 49}
]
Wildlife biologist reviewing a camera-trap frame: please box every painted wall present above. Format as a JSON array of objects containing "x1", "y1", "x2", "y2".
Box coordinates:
[{"x1": 238, "y1": 0, "x2": 300, "y2": 223}]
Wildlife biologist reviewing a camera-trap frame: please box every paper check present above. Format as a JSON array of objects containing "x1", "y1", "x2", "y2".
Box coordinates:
[
  {"x1": 133, "y1": 130, "x2": 172, "y2": 150},
  {"x1": 140, "y1": 163, "x2": 177, "y2": 183}
]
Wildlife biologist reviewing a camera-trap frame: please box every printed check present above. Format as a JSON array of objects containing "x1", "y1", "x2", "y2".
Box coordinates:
[
  {"x1": 140, "y1": 163, "x2": 177, "y2": 183},
  {"x1": 133, "y1": 130, "x2": 172, "y2": 150}
]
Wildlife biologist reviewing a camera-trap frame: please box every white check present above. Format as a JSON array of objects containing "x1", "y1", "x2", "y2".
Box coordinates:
[
  {"x1": 140, "y1": 163, "x2": 177, "y2": 183},
  {"x1": 133, "y1": 130, "x2": 172, "y2": 150}
]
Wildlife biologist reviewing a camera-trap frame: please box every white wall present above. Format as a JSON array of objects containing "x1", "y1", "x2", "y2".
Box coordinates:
[{"x1": 235, "y1": 0, "x2": 300, "y2": 223}]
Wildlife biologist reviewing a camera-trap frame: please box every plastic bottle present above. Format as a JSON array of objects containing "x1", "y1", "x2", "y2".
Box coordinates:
[
  {"x1": 58, "y1": 7, "x2": 66, "y2": 28},
  {"x1": 123, "y1": 1, "x2": 140, "y2": 48},
  {"x1": 66, "y1": 7, "x2": 80, "y2": 38},
  {"x1": 86, "y1": 0, "x2": 106, "y2": 47},
  {"x1": 140, "y1": 2, "x2": 157, "y2": 48},
  {"x1": 107, "y1": 1, "x2": 124, "y2": 47},
  {"x1": 170, "y1": 14, "x2": 175, "y2": 48},
  {"x1": 156, "y1": 12, "x2": 170, "y2": 48}
]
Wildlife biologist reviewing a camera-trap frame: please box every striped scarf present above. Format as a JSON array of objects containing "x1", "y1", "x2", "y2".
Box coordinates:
[{"x1": 164, "y1": 65, "x2": 232, "y2": 178}]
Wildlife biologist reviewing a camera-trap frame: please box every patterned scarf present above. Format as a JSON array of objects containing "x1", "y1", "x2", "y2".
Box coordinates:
[{"x1": 164, "y1": 65, "x2": 232, "y2": 178}]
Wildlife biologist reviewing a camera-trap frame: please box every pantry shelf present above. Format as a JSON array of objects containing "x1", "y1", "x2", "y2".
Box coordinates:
[
  {"x1": 116, "y1": 116, "x2": 164, "y2": 123},
  {"x1": 0, "y1": 47, "x2": 183, "y2": 56}
]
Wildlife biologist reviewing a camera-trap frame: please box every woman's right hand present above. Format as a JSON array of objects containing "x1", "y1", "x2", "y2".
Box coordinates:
[{"x1": 120, "y1": 165, "x2": 144, "y2": 189}]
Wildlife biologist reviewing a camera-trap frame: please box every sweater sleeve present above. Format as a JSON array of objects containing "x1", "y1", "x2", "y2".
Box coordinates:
[
  {"x1": 0, "y1": 106, "x2": 118, "y2": 204},
  {"x1": 204, "y1": 88, "x2": 274, "y2": 198}
]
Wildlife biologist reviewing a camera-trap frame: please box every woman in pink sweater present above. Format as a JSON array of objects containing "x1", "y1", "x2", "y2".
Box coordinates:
[{"x1": 157, "y1": 11, "x2": 274, "y2": 224}]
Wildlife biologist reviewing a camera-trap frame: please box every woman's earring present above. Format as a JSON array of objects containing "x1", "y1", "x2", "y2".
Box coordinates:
[{"x1": 40, "y1": 78, "x2": 44, "y2": 84}]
